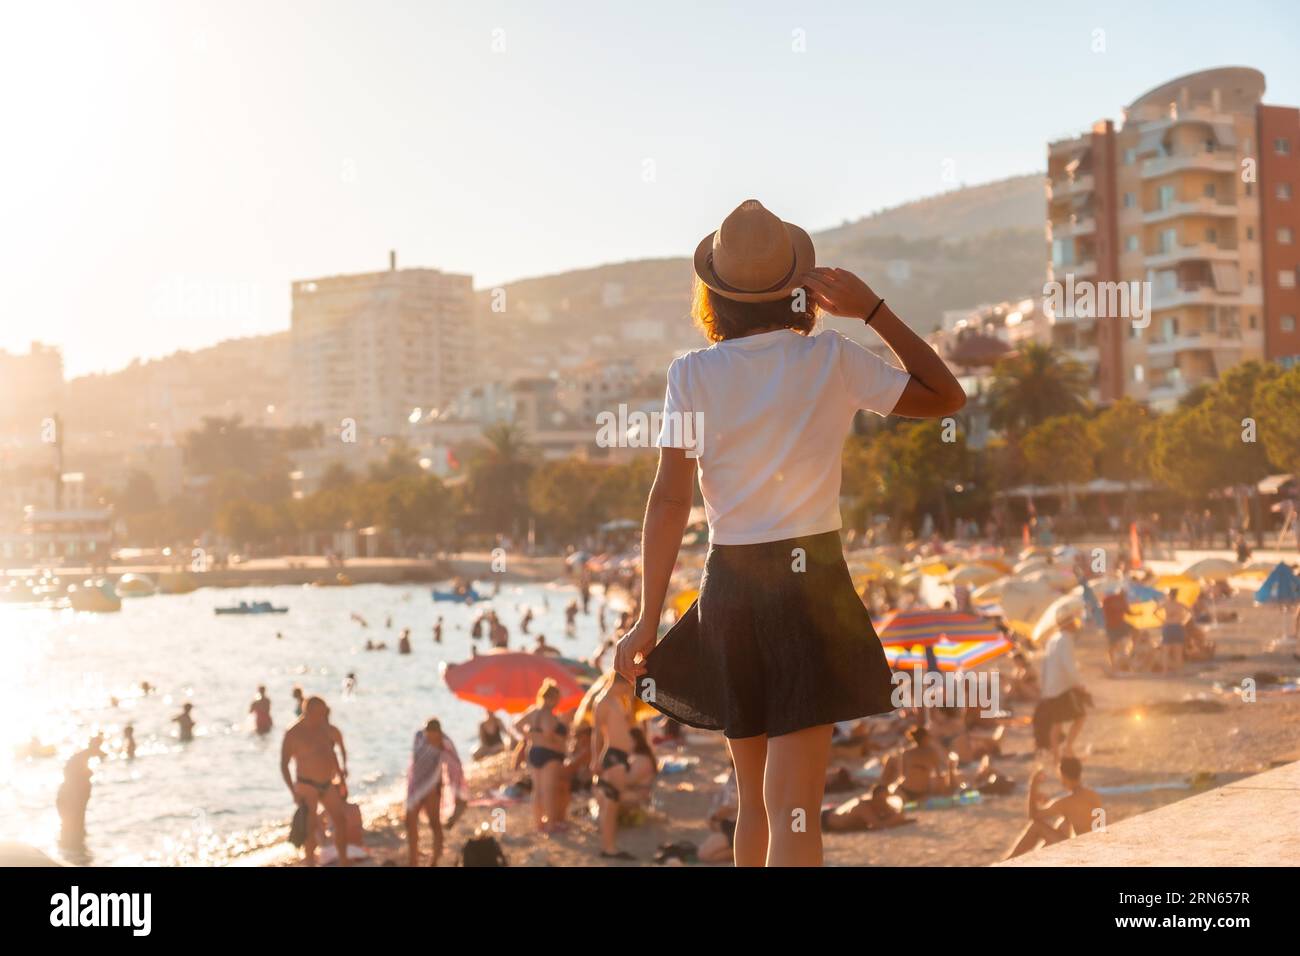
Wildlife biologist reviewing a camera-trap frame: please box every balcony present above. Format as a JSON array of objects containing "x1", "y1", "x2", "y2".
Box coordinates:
[
  {"x1": 1142, "y1": 197, "x2": 1237, "y2": 225},
  {"x1": 1047, "y1": 174, "x2": 1095, "y2": 200},
  {"x1": 1049, "y1": 216, "x2": 1096, "y2": 239},
  {"x1": 1048, "y1": 261, "x2": 1097, "y2": 285},
  {"x1": 1144, "y1": 242, "x2": 1240, "y2": 269},
  {"x1": 1144, "y1": 329, "x2": 1243, "y2": 355},
  {"x1": 1141, "y1": 151, "x2": 1238, "y2": 179},
  {"x1": 1150, "y1": 285, "x2": 1262, "y2": 311}
]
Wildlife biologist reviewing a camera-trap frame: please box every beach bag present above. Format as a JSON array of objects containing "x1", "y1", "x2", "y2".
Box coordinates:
[{"x1": 461, "y1": 833, "x2": 508, "y2": 867}]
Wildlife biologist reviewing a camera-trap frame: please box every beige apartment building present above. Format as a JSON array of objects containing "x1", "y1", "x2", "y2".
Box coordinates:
[
  {"x1": 291, "y1": 253, "x2": 474, "y2": 437},
  {"x1": 1047, "y1": 67, "x2": 1300, "y2": 410}
]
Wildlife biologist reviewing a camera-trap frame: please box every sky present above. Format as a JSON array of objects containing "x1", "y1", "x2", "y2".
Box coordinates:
[{"x1": 2, "y1": 0, "x2": 1298, "y2": 377}]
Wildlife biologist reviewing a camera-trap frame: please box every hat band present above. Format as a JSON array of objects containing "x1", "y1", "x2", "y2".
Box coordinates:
[{"x1": 706, "y1": 243, "x2": 798, "y2": 295}]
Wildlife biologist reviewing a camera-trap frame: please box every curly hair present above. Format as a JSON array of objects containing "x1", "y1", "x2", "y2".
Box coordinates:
[{"x1": 691, "y1": 278, "x2": 817, "y2": 343}]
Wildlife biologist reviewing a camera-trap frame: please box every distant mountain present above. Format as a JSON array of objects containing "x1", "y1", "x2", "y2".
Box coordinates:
[{"x1": 476, "y1": 173, "x2": 1047, "y2": 374}]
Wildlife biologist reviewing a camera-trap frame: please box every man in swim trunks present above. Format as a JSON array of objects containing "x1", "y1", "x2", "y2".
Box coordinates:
[
  {"x1": 172, "y1": 702, "x2": 195, "y2": 742},
  {"x1": 1157, "y1": 588, "x2": 1191, "y2": 675},
  {"x1": 591, "y1": 672, "x2": 637, "y2": 860},
  {"x1": 1101, "y1": 587, "x2": 1133, "y2": 670},
  {"x1": 280, "y1": 696, "x2": 351, "y2": 866},
  {"x1": 1006, "y1": 758, "x2": 1103, "y2": 858},
  {"x1": 57, "y1": 734, "x2": 104, "y2": 853}
]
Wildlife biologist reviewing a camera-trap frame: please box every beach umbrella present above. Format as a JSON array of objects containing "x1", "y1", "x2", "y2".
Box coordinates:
[
  {"x1": 1030, "y1": 593, "x2": 1086, "y2": 644},
  {"x1": 997, "y1": 580, "x2": 1059, "y2": 636},
  {"x1": 441, "y1": 653, "x2": 592, "y2": 714},
  {"x1": 877, "y1": 608, "x2": 1003, "y2": 647},
  {"x1": 1181, "y1": 557, "x2": 1240, "y2": 580},
  {"x1": 942, "y1": 563, "x2": 1002, "y2": 587},
  {"x1": 1255, "y1": 563, "x2": 1300, "y2": 605},
  {"x1": 1018, "y1": 546, "x2": 1052, "y2": 561},
  {"x1": 1021, "y1": 565, "x2": 1078, "y2": 592},
  {"x1": 884, "y1": 635, "x2": 1014, "y2": 672},
  {"x1": 1154, "y1": 574, "x2": 1201, "y2": 605},
  {"x1": 971, "y1": 580, "x2": 1005, "y2": 602},
  {"x1": 1013, "y1": 557, "x2": 1050, "y2": 576}
]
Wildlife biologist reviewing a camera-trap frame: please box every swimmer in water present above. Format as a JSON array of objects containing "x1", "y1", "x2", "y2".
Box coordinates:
[
  {"x1": 172, "y1": 703, "x2": 195, "y2": 742},
  {"x1": 57, "y1": 734, "x2": 104, "y2": 853},
  {"x1": 123, "y1": 724, "x2": 137, "y2": 760},
  {"x1": 433, "y1": 616, "x2": 443, "y2": 644},
  {"x1": 398, "y1": 629, "x2": 412, "y2": 655},
  {"x1": 250, "y1": 685, "x2": 273, "y2": 735}
]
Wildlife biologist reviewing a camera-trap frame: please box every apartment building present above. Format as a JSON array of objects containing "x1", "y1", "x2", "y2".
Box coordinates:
[
  {"x1": 291, "y1": 253, "x2": 474, "y2": 436},
  {"x1": 1047, "y1": 67, "x2": 1300, "y2": 409}
]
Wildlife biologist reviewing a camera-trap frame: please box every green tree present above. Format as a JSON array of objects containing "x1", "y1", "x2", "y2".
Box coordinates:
[
  {"x1": 1021, "y1": 414, "x2": 1099, "y2": 511},
  {"x1": 467, "y1": 423, "x2": 535, "y2": 537},
  {"x1": 1256, "y1": 364, "x2": 1300, "y2": 475},
  {"x1": 985, "y1": 343, "x2": 1090, "y2": 434}
]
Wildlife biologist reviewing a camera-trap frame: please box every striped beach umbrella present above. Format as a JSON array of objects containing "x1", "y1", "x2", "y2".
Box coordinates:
[
  {"x1": 876, "y1": 608, "x2": 1003, "y2": 647},
  {"x1": 884, "y1": 635, "x2": 1014, "y2": 671}
]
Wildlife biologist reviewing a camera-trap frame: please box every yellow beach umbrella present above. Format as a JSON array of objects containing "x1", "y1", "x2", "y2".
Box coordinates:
[
  {"x1": 943, "y1": 563, "x2": 1002, "y2": 586},
  {"x1": 1154, "y1": 574, "x2": 1201, "y2": 605}
]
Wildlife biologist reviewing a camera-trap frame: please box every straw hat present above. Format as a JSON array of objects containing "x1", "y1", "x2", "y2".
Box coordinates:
[{"x1": 693, "y1": 199, "x2": 815, "y2": 302}]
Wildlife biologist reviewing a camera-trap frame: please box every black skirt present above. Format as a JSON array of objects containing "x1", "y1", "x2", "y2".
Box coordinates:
[{"x1": 638, "y1": 530, "x2": 896, "y2": 739}]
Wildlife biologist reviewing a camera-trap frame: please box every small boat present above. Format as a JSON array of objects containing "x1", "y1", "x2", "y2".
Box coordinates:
[
  {"x1": 432, "y1": 587, "x2": 481, "y2": 603},
  {"x1": 116, "y1": 573, "x2": 158, "y2": 598},
  {"x1": 215, "y1": 601, "x2": 289, "y2": 615},
  {"x1": 68, "y1": 579, "x2": 122, "y2": 613},
  {"x1": 158, "y1": 571, "x2": 199, "y2": 595}
]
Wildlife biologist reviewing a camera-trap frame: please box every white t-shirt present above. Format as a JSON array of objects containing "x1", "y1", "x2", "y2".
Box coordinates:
[{"x1": 654, "y1": 328, "x2": 910, "y2": 545}]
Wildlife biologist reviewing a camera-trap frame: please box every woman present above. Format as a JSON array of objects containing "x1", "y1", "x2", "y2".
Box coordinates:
[
  {"x1": 614, "y1": 200, "x2": 963, "y2": 866},
  {"x1": 473, "y1": 708, "x2": 511, "y2": 760},
  {"x1": 404, "y1": 718, "x2": 467, "y2": 866},
  {"x1": 514, "y1": 678, "x2": 570, "y2": 831}
]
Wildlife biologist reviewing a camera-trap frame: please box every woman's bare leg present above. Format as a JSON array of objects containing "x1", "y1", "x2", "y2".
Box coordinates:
[
  {"x1": 405, "y1": 808, "x2": 421, "y2": 866},
  {"x1": 726, "y1": 734, "x2": 768, "y2": 867},
  {"x1": 764, "y1": 724, "x2": 834, "y2": 867},
  {"x1": 529, "y1": 766, "x2": 546, "y2": 830}
]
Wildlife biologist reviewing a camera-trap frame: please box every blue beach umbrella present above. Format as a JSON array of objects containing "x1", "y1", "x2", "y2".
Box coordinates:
[{"x1": 1255, "y1": 563, "x2": 1300, "y2": 605}]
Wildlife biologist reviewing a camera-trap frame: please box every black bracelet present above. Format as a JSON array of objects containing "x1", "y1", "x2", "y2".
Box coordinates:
[{"x1": 864, "y1": 297, "x2": 885, "y2": 325}]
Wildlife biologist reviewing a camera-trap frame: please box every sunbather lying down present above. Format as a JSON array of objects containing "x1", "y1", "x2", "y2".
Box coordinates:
[
  {"x1": 822, "y1": 785, "x2": 915, "y2": 834},
  {"x1": 880, "y1": 727, "x2": 1015, "y2": 802}
]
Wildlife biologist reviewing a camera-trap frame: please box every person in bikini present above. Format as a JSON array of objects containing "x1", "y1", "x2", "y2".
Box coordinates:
[
  {"x1": 1006, "y1": 757, "x2": 1104, "y2": 859},
  {"x1": 280, "y1": 696, "x2": 351, "y2": 866},
  {"x1": 591, "y1": 671, "x2": 638, "y2": 860},
  {"x1": 514, "y1": 679, "x2": 569, "y2": 832}
]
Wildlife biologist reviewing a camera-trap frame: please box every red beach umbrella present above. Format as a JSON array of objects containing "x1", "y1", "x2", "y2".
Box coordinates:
[{"x1": 441, "y1": 652, "x2": 588, "y2": 713}]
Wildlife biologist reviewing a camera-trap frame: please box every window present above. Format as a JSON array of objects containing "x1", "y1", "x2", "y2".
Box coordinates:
[
  {"x1": 1246, "y1": 226, "x2": 1255, "y2": 241},
  {"x1": 1276, "y1": 137, "x2": 1292, "y2": 155},
  {"x1": 1204, "y1": 182, "x2": 1216, "y2": 198},
  {"x1": 1280, "y1": 227, "x2": 1295, "y2": 245},
  {"x1": 1123, "y1": 192, "x2": 1136, "y2": 208},
  {"x1": 1126, "y1": 235, "x2": 1140, "y2": 252},
  {"x1": 1123, "y1": 148, "x2": 1137, "y2": 165},
  {"x1": 1279, "y1": 183, "x2": 1294, "y2": 200},
  {"x1": 1158, "y1": 228, "x2": 1177, "y2": 253},
  {"x1": 1158, "y1": 184, "x2": 1177, "y2": 209},
  {"x1": 1206, "y1": 228, "x2": 1218, "y2": 244},
  {"x1": 1281, "y1": 271, "x2": 1298, "y2": 289},
  {"x1": 1245, "y1": 182, "x2": 1254, "y2": 197},
  {"x1": 1133, "y1": 363, "x2": 1145, "y2": 383},
  {"x1": 1282, "y1": 315, "x2": 1297, "y2": 332},
  {"x1": 1249, "y1": 313, "x2": 1259, "y2": 329}
]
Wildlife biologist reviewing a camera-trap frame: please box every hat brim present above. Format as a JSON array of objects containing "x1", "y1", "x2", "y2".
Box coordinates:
[{"x1": 692, "y1": 222, "x2": 816, "y2": 303}]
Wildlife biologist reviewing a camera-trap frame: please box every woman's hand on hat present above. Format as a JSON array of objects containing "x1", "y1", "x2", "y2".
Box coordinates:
[{"x1": 802, "y1": 267, "x2": 882, "y2": 320}]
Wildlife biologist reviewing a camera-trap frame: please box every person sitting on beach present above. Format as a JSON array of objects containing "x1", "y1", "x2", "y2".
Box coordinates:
[
  {"x1": 1155, "y1": 589, "x2": 1191, "y2": 675},
  {"x1": 929, "y1": 706, "x2": 1003, "y2": 764},
  {"x1": 172, "y1": 703, "x2": 195, "y2": 742},
  {"x1": 280, "y1": 696, "x2": 351, "y2": 866},
  {"x1": 514, "y1": 679, "x2": 569, "y2": 833},
  {"x1": 591, "y1": 671, "x2": 638, "y2": 860},
  {"x1": 624, "y1": 726, "x2": 659, "y2": 803},
  {"x1": 473, "y1": 709, "x2": 513, "y2": 761},
  {"x1": 250, "y1": 686, "x2": 273, "y2": 735},
  {"x1": 1006, "y1": 652, "x2": 1041, "y2": 702},
  {"x1": 1005, "y1": 758, "x2": 1103, "y2": 859},
  {"x1": 882, "y1": 726, "x2": 953, "y2": 801},
  {"x1": 532, "y1": 633, "x2": 560, "y2": 657},
  {"x1": 822, "y1": 784, "x2": 915, "y2": 834},
  {"x1": 404, "y1": 718, "x2": 467, "y2": 867}
]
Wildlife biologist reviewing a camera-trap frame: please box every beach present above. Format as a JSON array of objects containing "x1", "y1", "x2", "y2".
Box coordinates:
[{"x1": 254, "y1": 566, "x2": 1300, "y2": 868}]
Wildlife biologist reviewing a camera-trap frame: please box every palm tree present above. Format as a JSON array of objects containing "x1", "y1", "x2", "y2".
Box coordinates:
[
  {"x1": 985, "y1": 343, "x2": 1090, "y2": 434},
  {"x1": 468, "y1": 423, "x2": 536, "y2": 539}
]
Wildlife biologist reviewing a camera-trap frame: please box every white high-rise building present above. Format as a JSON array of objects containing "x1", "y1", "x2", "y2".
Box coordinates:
[{"x1": 291, "y1": 253, "x2": 474, "y2": 437}]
